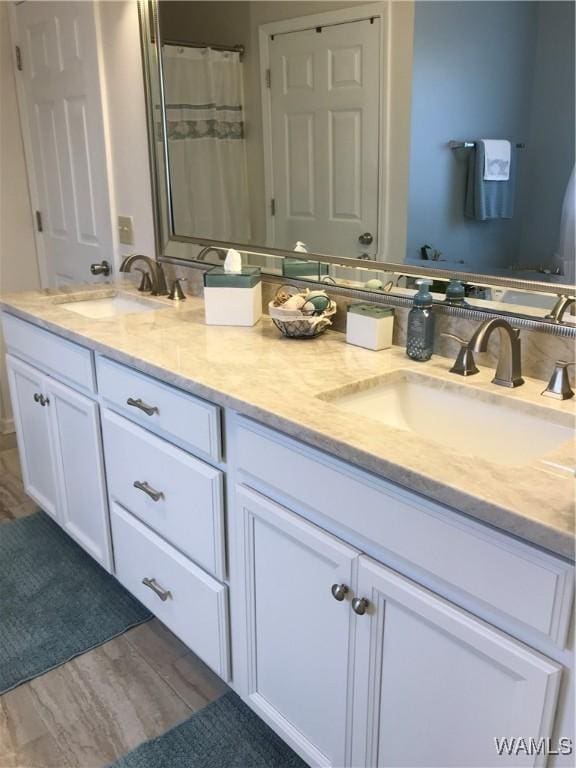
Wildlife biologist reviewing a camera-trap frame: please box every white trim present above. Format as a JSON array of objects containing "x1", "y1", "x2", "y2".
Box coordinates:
[
  {"x1": 258, "y1": 3, "x2": 390, "y2": 258},
  {"x1": 7, "y1": 4, "x2": 47, "y2": 287},
  {"x1": 93, "y1": 1, "x2": 121, "y2": 273}
]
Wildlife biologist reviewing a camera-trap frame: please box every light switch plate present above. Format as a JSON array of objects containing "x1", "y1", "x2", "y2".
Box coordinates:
[{"x1": 118, "y1": 215, "x2": 134, "y2": 245}]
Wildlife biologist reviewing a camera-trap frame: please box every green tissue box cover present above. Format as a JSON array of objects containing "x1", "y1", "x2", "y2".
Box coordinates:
[
  {"x1": 204, "y1": 266, "x2": 261, "y2": 288},
  {"x1": 348, "y1": 303, "x2": 394, "y2": 318},
  {"x1": 282, "y1": 259, "x2": 329, "y2": 278}
]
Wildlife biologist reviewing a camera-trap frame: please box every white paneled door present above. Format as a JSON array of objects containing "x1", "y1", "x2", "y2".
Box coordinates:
[
  {"x1": 12, "y1": 1, "x2": 113, "y2": 286},
  {"x1": 234, "y1": 486, "x2": 358, "y2": 767},
  {"x1": 268, "y1": 17, "x2": 380, "y2": 257},
  {"x1": 6, "y1": 354, "x2": 59, "y2": 522},
  {"x1": 352, "y1": 556, "x2": 562, "y2": 768}
]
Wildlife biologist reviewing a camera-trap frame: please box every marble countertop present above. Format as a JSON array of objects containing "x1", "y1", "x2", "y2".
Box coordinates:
[{"x1": 1, "y1": 284, "x2": 574, "y2": 560}]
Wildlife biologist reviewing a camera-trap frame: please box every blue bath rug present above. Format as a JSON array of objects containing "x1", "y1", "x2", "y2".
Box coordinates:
[
  {"x1": 0, "y1": 511, "x2": 151, "y2": 694},
  {"x1": 110, "y1": 691, "x2": 308, "y2": 768}
]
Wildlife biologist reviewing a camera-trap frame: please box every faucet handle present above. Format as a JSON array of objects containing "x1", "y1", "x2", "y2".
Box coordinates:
[
  {"x1": 134, "y1": 267, "x2": 153, "y2": 293},
  {"x1": 168, "y1": 278, "x2": 187, "y2": 301},
  {"x1": 441, "y1": 333, "x2": 479, "y2": 377},
  {"x1": 541, "y1": 361, "x2": 575, "y2": 401}
]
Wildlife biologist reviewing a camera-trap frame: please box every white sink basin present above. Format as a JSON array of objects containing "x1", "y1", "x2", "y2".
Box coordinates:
[
  {"x1": 58, "y1": 295, "x2": 161, "y2": 319},
  {"x1": 318, "y1": 370, "x2": 575, "y2": 468}
]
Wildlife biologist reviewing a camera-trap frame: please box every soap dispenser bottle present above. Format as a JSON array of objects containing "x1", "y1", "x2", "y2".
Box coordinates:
[{"x1": 406, "y1": 279, "x2": 435, "y2": 361}]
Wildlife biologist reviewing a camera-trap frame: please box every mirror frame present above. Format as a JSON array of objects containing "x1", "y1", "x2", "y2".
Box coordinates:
[{"x1": 138, "y1": 0, "x2": 576, "y2": 326}]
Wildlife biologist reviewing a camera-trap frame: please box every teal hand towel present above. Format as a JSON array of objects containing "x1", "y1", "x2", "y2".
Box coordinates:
[{"x1": 464, "y1": 143, "x2": 515, "y2": 221}]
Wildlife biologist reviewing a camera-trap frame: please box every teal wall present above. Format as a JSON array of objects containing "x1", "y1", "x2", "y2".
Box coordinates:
[{"x1": 405, "y1": 1, "x2": 575, "y2": 272}]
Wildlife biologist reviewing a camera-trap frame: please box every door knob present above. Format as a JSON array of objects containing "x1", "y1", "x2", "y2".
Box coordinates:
[
  {"x1": 331, "y1": 583, "x2": 349, "y2": 601},
  {"x1": 352, "y1": 597, "x2": 369, "y2": 615},
  {"x1": 90, "y1": 260, "x2": 112, "y2": 276},
  {"x1": 358, "y1": 232, "x2": 373, "y2": 246}
]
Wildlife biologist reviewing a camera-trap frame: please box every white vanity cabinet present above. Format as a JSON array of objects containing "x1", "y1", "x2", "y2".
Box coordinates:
[
  {"x1": 231, "y1": 416, "x2": 573, "y2": 768},
  {"x1": 5, "y1": 351, "x2": 112, "y2": 570},
  {"x1": 96, "y1": 355, "x2": 231, "y2": 680},
  {"x1": 46, "y1": 376, "x2": 112, "y2": 569},
  {"x1": 1, "y1": 311, "x2": 573, "y2": 768},
  {"x1": 6, "y1": 354, "x2": 60, "y2": 522},
  {"x1": 234, "y1": 486, "x2": 358, "y2": 767},
  {"x1": 351, "y1": 556, "x2": 562, "y2": 768},
  {"x1": 233, "y1": 484, "x2": 563, "y2": 768}
]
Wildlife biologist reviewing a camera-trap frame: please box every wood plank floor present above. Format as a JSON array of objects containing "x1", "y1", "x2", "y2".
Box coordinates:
[{"x1": 0, "y1": 435, "x2": 229, "y2": 768}]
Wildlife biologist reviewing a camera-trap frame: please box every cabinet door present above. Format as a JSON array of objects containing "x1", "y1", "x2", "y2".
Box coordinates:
[
  {"x1": 234, "y1": 486, "x2": 359, "y2": 767},
  {"x1": 47, "y1": 377, "x2": 112, "y2": 571},
  {"x1": 352, "y1": 556, "x2": 562, "y2": 768},
  {"x1": 6, "y1": 355, "x2": 59, "y2": 520}
]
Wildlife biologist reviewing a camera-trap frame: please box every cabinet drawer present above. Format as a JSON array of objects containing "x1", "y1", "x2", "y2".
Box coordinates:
[
  {"x1": 102, "y1": 410, "x2": 225, "y2": 579},
  {"x1": 111, "y1": 503, "x2": 230, "y2": 680},
  {"x1": 2, "y1": 313, "x2": 95, "y2": 394},
  {"x1": 97, "y1": 356, "x2": 221, "y2": 461},
  {"x1": 235, "y1": 417, "x2": 574, "y2": 648}
]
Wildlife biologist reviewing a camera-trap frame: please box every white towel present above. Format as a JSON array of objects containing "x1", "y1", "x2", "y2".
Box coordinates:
[{"x1": 482, "y1": 139, "x2": 511, "y2": 181}]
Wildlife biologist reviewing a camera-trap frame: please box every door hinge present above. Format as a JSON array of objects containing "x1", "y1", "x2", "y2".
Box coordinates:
[
  {"x1": 265, "y1": 68, "x2": 271, "y2": 88},
  {"x1": 15, "y1": 45, "x2": 22, "y2": 71},
  {"x1": 270, "y1": 198, "x2": 276, "y2": 216},
  {"x1": 35, "y1": 210, "x2": 43, "y2": 232}
]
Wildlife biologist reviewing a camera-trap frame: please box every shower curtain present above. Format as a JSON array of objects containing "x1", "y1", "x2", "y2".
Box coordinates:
[{"x1": 162, "y1": 45, "x2": 251, "y2": 242}]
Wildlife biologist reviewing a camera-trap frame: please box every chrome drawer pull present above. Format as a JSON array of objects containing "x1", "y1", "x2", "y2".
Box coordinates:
[
  {"x1": 126, "y1": 397, "x2": 159, "y2": 416},
  {"x1": 142, "y1": 577, "x2": 172, "y2": 601},
  {"x1": 133, "y1": 480, "x2": 164, "y2": 502}
]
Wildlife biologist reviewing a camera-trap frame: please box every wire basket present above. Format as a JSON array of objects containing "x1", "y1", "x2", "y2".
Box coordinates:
[{"x1": 268, "y1": 297, "x2": 337, "y2": 339}]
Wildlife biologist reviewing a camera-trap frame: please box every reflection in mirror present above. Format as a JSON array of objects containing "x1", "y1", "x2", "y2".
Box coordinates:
[
  {"x1": 158, "y1": 0, "x2": 389, "y2": 259},
  {"x1": 148, "y1": 0, "x2": 575, "y2": 317},
  {"x1": 405, "y1": 1, "x2": 575, "y2": 283}
]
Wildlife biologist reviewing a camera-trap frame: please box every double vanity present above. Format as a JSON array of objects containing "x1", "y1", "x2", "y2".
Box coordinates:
[{"x1": 0, "y1": 285, "x2": 574, "y2": 768}]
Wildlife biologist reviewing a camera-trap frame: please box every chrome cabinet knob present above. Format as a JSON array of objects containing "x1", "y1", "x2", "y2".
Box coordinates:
[
  {"x1": 352, "y1": 597, "x2": 369, "y2": 615},
  {"x1": 331, "y1": 583, "x2": 349, "y2": 601},
  {"x1": 34, "y1": 393, "x2": 49, "y2": 406},
  {"x1": 33, "y1": 393, "x2": 41, "y2": 403},
  {"x1": 358, "y1": 232, "x2": 373, "y2": 246}
]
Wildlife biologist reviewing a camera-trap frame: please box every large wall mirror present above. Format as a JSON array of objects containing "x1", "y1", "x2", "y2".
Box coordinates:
[{"x1": 140, "y1": 0, "x2": 576, "y2": 326}]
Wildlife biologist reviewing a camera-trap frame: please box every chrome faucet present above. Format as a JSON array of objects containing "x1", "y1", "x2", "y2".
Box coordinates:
[
  {"x1": 541, "y1": 361, "x2": 575, "y2": 400},
  {"x1": 468, "y1": 318, "x2": 524, "y2": 388},
  {"x1": 197, "y1": 246, "x2": 226, "y2": 262},
  {"x1": 546, "y1": 295, "x2": 575, "y2": 324},
  {"x1": 119, "y1": 254, "x2": 168, "y2": 296}
]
